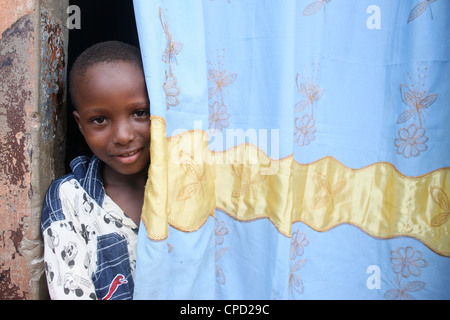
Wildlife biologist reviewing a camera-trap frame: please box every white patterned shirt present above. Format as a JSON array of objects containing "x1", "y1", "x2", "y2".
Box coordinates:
[{"x1": 41, "y1": 156, "x2": 139, "y2": 300}]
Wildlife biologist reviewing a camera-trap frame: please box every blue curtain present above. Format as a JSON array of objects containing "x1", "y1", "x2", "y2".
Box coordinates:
[{"x1": 132, "y1": 0, "x2": 450, "y2": 299}]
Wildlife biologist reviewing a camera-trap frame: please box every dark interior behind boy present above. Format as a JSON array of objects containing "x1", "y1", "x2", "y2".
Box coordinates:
[{"x1": 41, "y1": 41, "x2": 150, "y2": 300}]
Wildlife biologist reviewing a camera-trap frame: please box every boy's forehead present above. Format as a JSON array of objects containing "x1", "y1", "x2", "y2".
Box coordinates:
[
  {"x1": 85, "y1": 60, "x2": 141, "y2": 76},
  {"x1": 73, "y1": 60, "x2": 147, "y2": 106},
  {"x1": 74, "y1": 60, "x2": 143, "y2": 89}
]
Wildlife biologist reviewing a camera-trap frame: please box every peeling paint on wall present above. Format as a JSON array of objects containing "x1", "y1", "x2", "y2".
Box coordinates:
[
  {"x1": 0, "y1": 13, "x2": 34, "y2": 300},
  {"x1": 0, "y1": 0, "x2": 68, "y2": 300},
  {"x1": 41, "y1": 9, "x2": 65, "y2": 142},
  {"x1": 0, "y1": 14, "x2": 31, "y2": 188},
  {"x1": 0, "y1": 266, "x2": 26, "y2": 300}
]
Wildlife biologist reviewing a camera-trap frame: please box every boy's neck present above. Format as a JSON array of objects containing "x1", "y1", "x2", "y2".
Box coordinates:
[
  {"x1": 102, "y1": 164, "x2": 148, "y2": 190},
  {"x1": 101, "y1": 164, "x2": 148, "y2": 226}
]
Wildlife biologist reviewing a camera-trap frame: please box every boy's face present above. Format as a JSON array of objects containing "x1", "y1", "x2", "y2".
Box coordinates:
[{"x1": 73, "y1": 61, "x2": 150, "y2": 178}]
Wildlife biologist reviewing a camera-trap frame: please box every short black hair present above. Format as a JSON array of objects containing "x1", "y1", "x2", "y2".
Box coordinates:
[{"x1": 69, "y1": 41, "x2": 144, "y2": 108}]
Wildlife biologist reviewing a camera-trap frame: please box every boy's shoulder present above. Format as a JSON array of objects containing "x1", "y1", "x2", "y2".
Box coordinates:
[
  {"x1": 45, "y1": 155, "x2": 92, "y2": 194},
  {"x1": 41, "y1": 155, "x2": 103, "y2": 232}
]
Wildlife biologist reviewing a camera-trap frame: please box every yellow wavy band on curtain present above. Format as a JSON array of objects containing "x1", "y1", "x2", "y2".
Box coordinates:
[{"x1": 142, "y1": 116, "x2": 450, "y2": 256}]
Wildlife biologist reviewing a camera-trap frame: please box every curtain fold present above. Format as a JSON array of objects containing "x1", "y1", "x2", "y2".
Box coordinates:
[{"x1": 133, "y1": 0, "x2": 450, "y2": 299}]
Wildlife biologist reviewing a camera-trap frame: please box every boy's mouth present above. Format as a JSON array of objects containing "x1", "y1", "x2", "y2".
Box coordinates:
[
  {"x1": 114, "y1": 148, "x2": 143, "y2": 164},
  {"x1": 118, "y1": 149, "x2": 140, "y2": 157}
]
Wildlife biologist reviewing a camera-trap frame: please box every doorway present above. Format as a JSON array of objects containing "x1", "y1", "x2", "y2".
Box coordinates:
[{"x1": 66, "y1": 0, "x2": 139, "y2": 172}]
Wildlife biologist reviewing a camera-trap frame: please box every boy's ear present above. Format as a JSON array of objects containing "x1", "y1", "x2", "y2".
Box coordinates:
[{"x1": 73, "y1": 111, "x2": 83, "y2": 135}]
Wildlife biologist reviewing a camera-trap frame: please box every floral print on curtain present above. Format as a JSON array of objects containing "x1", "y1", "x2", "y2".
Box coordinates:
[{"x1": 132, "y1": 0, "x2": 450, "y2": 300}]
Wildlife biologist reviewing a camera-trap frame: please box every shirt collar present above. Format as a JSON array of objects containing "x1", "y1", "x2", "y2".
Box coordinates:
[{"x1": 70, "y1": 155, "x2": 105, "y2": 204}]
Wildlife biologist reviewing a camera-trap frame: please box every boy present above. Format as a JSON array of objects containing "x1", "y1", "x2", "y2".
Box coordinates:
[{"x1": 41, "y1": 41, "x2": 150, "y2": 300}]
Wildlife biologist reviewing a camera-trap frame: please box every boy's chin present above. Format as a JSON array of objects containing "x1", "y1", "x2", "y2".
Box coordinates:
[
  {"x1": 114, "y1": 165, "x2": 148, "y2": 177},
  {"x1": 103, "y1": 159, "x2": 149, "y2": 178}
]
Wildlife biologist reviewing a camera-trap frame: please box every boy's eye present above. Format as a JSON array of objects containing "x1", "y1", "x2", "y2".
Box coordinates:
[
  {"x1": 91, "y1": 117, "x2": 107, "y2": 124},
  {"x1": 134, "y1": 110, "x2": 149, "y2": 118}
]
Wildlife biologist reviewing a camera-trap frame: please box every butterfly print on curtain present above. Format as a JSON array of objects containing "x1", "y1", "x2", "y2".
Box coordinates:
[
  {"x1": 159, "y1": 7, "x2": 183, "y2": 110},
  {"x1": 207, "y1": 48, "x2": 237, "y2": 132},
  {"x1": 429, "y1": 186, "x2": 450, "y2": 227},
  {"x1": 395, "y1": 64, "x2": 437, "y2": 158},
  {"x1": 294, "y1": 60, "x2": 323, "y2": 147},
  {"x1": 407, "y1": 0, "x2": 438, "y2": 23},
  {"x1": 215, "y1": 217, "x2": 229, "y2": 288},
  {"x1": 302, "y1": 0, "x2": 332, "y2": 16},
  {"x1": 289, "y1": 229, "x2": 309, "y2": 299},
  {"x1": 384, "y1": 246, "x2": 428, "y2": 300}
]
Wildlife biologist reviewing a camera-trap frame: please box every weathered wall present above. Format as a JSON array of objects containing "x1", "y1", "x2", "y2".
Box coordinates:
[{"x1": 0, "y1": 0, "x2": 68, "y2": 299}]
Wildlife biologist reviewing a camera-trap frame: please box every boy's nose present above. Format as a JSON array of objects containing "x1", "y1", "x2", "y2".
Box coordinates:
[{"x1": 113, "y1": 121, "x2": 135, "y2": 145}]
